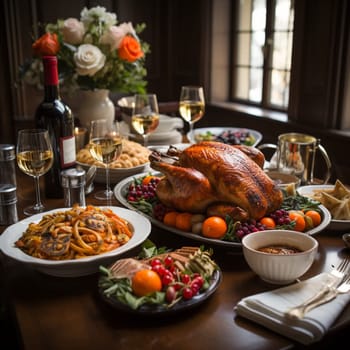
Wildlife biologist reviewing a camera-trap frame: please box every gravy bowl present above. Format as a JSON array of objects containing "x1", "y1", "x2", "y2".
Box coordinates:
[{"x1": 242, "y1": 230, "x2": 318, "y2": 285}]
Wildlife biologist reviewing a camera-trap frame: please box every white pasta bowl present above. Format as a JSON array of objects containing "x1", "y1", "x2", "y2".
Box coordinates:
[
  {"x1": 242, "y1": 230, "x2": 318, "y2": 285},
  {"x1": 0, "y1": 207, "x2": 151, "y2": 277}
]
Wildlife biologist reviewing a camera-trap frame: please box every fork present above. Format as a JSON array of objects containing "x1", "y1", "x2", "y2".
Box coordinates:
[
  {"x1": 284, "y1": 258, "x2": 350, "y2": 319},
  {"x1": 285, "y1": 274, "x2": 350, "y2": 319}
]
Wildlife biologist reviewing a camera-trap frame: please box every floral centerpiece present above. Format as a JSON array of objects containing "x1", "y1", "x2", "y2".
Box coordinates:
[{"x1": 20, "y1": 6, "x2": 149, "y2": 94}]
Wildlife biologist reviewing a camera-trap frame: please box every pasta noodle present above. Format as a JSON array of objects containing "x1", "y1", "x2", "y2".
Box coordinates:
[{"x1": 15, "y1": 205, "x2": 133, "y2": 260}]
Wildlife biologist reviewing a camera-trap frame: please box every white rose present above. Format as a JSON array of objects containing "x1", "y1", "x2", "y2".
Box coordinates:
[
  {"x1": 61, "y1": 18, "x2": 85, "y2": 45},
  {"x1": 74, "y1": 44, "x2": 106, "y2": 76},
  {"x1": 101, "y1": 22, "x2": 136, "y2": 50}
]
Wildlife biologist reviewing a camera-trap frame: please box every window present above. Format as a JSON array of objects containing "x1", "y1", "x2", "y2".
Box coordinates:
[{"x1": 231, "y1": 0, "x2": 294, "y2": 110}]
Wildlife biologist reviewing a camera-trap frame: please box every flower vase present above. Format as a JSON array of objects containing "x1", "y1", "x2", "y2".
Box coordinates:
[{"x1": 77, "y1": 89, "x2": 115, "y2": 129}]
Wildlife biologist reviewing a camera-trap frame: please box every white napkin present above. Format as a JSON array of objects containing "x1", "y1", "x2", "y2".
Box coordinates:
[{"x1": 235, "y1": 273, "x2": 350, "y2": 345}]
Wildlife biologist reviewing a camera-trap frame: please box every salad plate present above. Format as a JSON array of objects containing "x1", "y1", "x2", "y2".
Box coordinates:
[
  {"x1": 0, "y1": 207, "x2": 151, "y2": 277},
  {"x1": 189, "y1": 127, "x2": 262, "y2": 147},
  {"x1": 114, "y1": 173, "x2": 331, "y2": 248},
  {"x1": 98, "y1": 269, "x2": 222, "y2": 316}
]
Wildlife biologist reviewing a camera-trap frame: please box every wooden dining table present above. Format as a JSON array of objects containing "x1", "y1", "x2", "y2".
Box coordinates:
[{"x1": 0, "y1": 168, "x2": 349, "y2": 350}]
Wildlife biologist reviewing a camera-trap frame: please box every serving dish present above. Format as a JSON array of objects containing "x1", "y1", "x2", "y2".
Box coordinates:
[
  {"x1": 98, "y1": 269, "x2": 222, "y2": 316},
  {"x1": 189, "y1": 127, "x2": 263, "y2": 147},
  {"x1": 242, "y1": 230, "x2": 318, "y2": 285},
  {"x1": 114, "y1": 172, "x2": 331, "y2": 248},
  {"x1": 77, "y1": 161, "x2": 150, "y2": 184},
  {"x1": 0, "y1": 207, "x2": 151, "y2": 277},
  {"x1": 298, "y1": 185, "x2": 350, "y2": 231}
]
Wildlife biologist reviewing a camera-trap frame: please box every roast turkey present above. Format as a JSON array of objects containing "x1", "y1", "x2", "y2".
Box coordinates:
[{"x1": 149, "y1": 141, "x2": 283, "y2": 220}]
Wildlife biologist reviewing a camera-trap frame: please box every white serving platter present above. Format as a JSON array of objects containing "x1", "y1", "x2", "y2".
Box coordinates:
[{"x1": 0, "y1": 207, "x2": 151, "y2": 277}]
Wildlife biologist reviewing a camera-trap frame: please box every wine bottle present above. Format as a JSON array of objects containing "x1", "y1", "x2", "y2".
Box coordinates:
[{"x1": 35, "y1": 55, "x2": 76, "y2": 198}]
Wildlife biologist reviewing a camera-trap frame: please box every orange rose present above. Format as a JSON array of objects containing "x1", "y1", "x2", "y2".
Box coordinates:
[
  {"x1": 32, "y1": 33, "x2": 60, "y2": 57},
  {"x1": 118, "y1": 36, "x2": 144, "y2": 62}
]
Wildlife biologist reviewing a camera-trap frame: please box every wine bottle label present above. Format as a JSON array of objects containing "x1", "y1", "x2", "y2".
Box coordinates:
[{"x1": 60, "y1": 136, "x2": 76, "y2": 168}]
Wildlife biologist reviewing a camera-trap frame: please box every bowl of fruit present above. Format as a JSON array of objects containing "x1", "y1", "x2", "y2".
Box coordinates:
[{"x1": 190, "y1": 127, "x2": 262, "y2": 147}]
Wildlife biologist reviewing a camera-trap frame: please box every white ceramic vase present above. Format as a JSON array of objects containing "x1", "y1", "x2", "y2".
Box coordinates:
[{"x1": 77, "y1": 89, "x2": 115, "y2": 129}]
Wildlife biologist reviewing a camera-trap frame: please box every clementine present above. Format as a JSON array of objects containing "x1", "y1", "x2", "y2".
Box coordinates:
[
  {"x1": 202, "y1": 216, "x2": 227, "y2": 239},
  {"x1": 131, "y1": 269, "x2": 162, "y2": 297}
]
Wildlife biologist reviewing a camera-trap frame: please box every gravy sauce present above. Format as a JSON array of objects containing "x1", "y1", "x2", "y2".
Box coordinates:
[{"x1": 257, "y1": 245, "x2": 302, "y2": 255}]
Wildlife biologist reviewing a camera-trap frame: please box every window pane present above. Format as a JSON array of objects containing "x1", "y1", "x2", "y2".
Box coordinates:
[
  {"x1": 269, "y1": 69, "x2": 290, "y2": 107},
  {"x1": 272, "y1": 32, "x2": 292, "y2": 70},
  {"x1": 252, "y1": 0, "x2": 266, "y2": 30},
  {"x1": 251, "y1": 30, "x2": 265, "y2": 67},
  {"x1": 275, "y1": 0, "x2": 294, "y2": 30},
  {"x1": 238, "y1": 0, "x2": 252, "y2": 30},
  {"x1": 249, "y1": 68, "x2": 263, "y2": 102},
  {"x1": 237, "y1": 33, "x2": 251, "y2": 65},
  {"x1": 235, "y1": 67, "x2": 250, "y2": 99}
]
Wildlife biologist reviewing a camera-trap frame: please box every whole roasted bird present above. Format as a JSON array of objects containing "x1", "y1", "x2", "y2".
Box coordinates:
[{"x1": 149, "y1": 141, "x2": 283, "y2": 220}]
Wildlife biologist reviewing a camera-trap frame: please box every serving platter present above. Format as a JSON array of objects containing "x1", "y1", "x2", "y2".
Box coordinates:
[
  {"x1": 0, "y1": 207, "x2": 151, "y2": 277},
  {"x1": 114, "y1": 172, "x2": 331, "y2": 248},
  {"x1": 98, "y1": 269, "x2": 222, "y2": 316},
  {"x1": 298, "y1": 185, "x2": 350, "y2": 231},
  {"x1": 189, "y1": 127, "x2": 263, "y2": 147},
  {"x1": 77, "y1": 161, "x2": 150, "y2": 184}
]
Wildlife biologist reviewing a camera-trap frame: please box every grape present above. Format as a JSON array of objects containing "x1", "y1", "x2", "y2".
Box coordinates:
[{"x1": 235, "y1": 219, "x2": 266, "y2": 239}]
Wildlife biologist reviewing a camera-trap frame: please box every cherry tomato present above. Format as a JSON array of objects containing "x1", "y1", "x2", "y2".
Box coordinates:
[
  {"x1": 164, "y1": 255, "x2": 173, "y2": 267},
  {"x1": 182, "y1": 287, "x2": 193, "y2": 300},
  {"x1": 151, "y1": 258, "x2": 162, "y2": 267},
  {"x1": 192, "y1": 276, "x2": 204, "y2": 289},
  {"x1": 162, "y1": 274, "x2": 174, "y2": 286},
  {"x1": 190, "y1": 282, "x2": 200, "y2": 295},
  {"x1": 181, "y1": 274, "x2": 191, "y2": 284}
]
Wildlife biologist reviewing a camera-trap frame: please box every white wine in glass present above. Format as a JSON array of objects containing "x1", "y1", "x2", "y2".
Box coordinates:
[
  {"x1": 131, "y1": 94, "x2": 159, "y2": 147},
  {"x1": 16, "y1": 129, "x2": 53, "y2": 216},
  {"x1": 89, "y1": 119, "x2": 122, "y2": 201},
  {"x1": 179, "y1": 86, "x2": 205, "y2": 143}
]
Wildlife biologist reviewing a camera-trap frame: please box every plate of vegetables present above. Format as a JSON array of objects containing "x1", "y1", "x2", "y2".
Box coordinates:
[
  {"x1": 114, "y1": 173, "x2": 331, "y2": 248},
  {"x1": 98, "y1": 241, "x2": 221, "y2": 315},
  {"x1": 190, "y1": 127, "x2": 262, "y2": 147}
]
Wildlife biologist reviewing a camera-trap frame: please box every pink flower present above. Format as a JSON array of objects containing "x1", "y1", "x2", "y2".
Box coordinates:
[
  {"x1": 61, "y1": 18, "x2": 85, "y2": 45},
  {"x1": 101, "y1": 22, "x2": 136, "y2": 51}
]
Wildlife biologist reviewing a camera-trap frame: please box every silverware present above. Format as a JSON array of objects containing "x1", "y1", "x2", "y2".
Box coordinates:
[
  {"x1": 285, "y1": 274, "x2": 350, "y2": 319},
  {"x1": 285, "y1": 258, "x2": 350, "y2": 319}
]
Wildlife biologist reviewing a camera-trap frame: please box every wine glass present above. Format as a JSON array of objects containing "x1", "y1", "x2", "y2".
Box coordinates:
[
  {"x1": 16, "y1": 129, "x2": 53, "y2": 216},
  {"x1": 131, "y1": 94, "x2": 160, "y2": 147},
  {"x1": 89, "y1": 119, "x2": 122, "y2": 201},
  {"x1": 179, "y1": 86, "x2": 205, "y2": 143}
]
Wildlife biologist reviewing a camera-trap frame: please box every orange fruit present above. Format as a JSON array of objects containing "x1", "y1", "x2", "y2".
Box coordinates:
[
  {"x1": 175, "y1": 212, "x2": 193, "y2": 231},
  {"x1": 305, "y1": 210, "x2": 322, "y2": 227},
  {"x1": 259, "y1": 217, "x2": 276, "y2": 229},
  {"x1": 202, "y1": 216, "x2": 227, "y2": 239},
  {"x1": 163, "y1": 211, "x2": 179, "y2": 227},
  {"x1": 131, "y1": 269, "x2": 162, "y2": 297},
  {"x1": 142, "y1": 175, "x2": 158, "y2": 186},
  {"x1": 289, "y1": 211, "x2": 306, "y2": 232}
]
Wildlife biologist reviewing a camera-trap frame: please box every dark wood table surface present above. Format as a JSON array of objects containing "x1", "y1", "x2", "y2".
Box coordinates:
[{"x1": 1, "y1": 169, "x2": 350, "y2": 350}]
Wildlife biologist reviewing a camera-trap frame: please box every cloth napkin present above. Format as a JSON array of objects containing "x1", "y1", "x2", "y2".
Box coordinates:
[{"x1": 234, "y1": 273, "x2": 350, "y2": 345}]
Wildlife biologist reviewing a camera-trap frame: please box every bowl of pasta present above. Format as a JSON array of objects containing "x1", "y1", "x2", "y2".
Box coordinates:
[
  {"x1": 0, "y1": 206, "x2": 151, "y2": 277},
  {"x1": 76, "y1": 139, "x2": 151, "y2": 184}
]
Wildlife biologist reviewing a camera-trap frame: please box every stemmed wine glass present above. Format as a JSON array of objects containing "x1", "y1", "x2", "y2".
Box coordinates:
[
  {"x1": 16, "y1": 129, "x2": 53, "y2": 216},
  {"x1": 131, "y1": 94, "x2": 160, "y2": 147},
  {"x1": 89, "y1": 119, "x2": 122, "y2": 201},
  {"x1": 179, "y1": 86, "x2": 205, "y2": 143}
]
